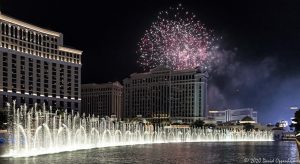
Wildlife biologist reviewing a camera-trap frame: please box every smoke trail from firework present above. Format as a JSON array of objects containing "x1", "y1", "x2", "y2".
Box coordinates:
[{"x1": 137, "y1": 4, "x2": 219, "y2": 71}]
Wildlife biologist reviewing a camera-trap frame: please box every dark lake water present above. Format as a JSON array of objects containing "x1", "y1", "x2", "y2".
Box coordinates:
[{"x1": 0, "y1": 141, "x2": 298, "y2": 164}]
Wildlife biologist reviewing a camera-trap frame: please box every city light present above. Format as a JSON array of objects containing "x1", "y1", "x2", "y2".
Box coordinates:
[{"x1": 290, "y1": 106, "x2": 299, "y2": 110}]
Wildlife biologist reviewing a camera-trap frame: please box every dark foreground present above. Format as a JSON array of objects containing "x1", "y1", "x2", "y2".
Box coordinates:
[{"x1": 0, "y1": 141, "x2": 298, "y2": 164}]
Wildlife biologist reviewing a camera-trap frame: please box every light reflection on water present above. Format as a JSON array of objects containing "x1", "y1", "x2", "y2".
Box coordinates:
[{"x1": 1, "y1": 141, "x2": 298, "y2": 164}]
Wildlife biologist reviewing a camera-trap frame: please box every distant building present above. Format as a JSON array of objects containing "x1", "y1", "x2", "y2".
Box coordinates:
[
  {"x1": 208, "y1": 108, "x2": 258, "y2": 124},
  {"x1": 0, "y1": 13, "x2": 82, "y2": 112},
  {"x1": 239, "y1": 116, "x2": 256, "y2": 124},
  {"x1": 276, "y1": 120, "x2": 288, "y2": 128},
  {"x1": 123, "y1": 66, "x2": 208, "y2": 124},
  {"x1": 81, "y1": 82, "x2": 123, "y2": 119}
]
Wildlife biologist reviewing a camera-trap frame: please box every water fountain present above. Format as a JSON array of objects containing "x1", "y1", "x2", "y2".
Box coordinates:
[{"x1": 1, "y1": 102, "x2": 273, "y2": 157}]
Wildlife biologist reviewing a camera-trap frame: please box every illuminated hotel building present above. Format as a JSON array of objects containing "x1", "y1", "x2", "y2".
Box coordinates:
[
  {"x1": 123, "y1": 66, "x2": 208, "y2": 123},
  {"x1": 208, "y1": 108, "x2": 258, "y2": 124},
  {"x1": 81, "y1": 82, "x2": 123, "y2": 119},
  {"x1": 0, "y1": 13, "x2": 82, "y2": 111}
]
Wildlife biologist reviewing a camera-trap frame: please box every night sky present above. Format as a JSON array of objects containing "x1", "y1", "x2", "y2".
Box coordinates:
[{"x1": 1, "y1": 0, "x2": 300, "y2": 124}]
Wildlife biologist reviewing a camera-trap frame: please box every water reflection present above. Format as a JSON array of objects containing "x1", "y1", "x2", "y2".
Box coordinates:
[{"x1": 1, "y1": 141, "x2": 298, "y2": 164}]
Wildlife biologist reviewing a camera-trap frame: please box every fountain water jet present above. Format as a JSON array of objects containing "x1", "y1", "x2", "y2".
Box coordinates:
[{"x1": 2, "y1": 102, "x2": 274, "y2": 157}]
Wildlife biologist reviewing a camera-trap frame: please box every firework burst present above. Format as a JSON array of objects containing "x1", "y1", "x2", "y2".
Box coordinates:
[{"x1": 137, "y1": 4, "x2": 219, "y2": 71}]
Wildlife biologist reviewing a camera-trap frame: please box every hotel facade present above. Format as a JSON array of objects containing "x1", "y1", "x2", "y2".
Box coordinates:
[
  {"x1": 123, "y1": 66, "x2": 208, "y2": 124},
  {"x1": 81, "y1": 82, "x2": 123, "y2": 119},
  {"x1": 0, "y1": 13, "x2": 82, "y2": 112}
]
